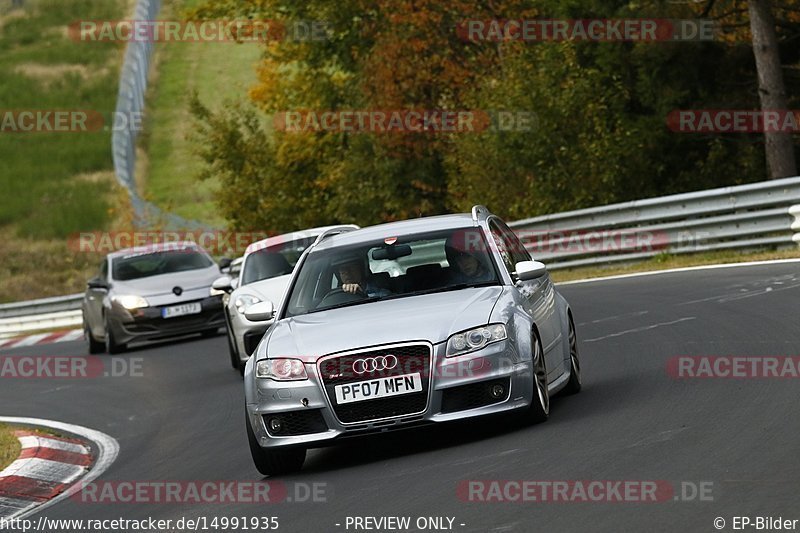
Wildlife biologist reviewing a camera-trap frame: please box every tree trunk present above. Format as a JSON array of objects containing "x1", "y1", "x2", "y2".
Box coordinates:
[{"x1": 749, "y1": 0, "x2": 797, "y2": 179}]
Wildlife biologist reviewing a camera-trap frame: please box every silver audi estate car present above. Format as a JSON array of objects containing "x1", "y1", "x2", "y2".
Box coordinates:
[{"x1": 243, "y1": 207, "x2": 582, "y2": 475}]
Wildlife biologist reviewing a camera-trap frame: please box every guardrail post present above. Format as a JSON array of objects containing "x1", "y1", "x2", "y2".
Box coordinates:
[{"x1": 790, "y1": 205, "x2": 800, "y2": 247}]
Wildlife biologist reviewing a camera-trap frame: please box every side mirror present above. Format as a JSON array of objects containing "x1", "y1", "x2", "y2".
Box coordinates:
[
  {"x1": 211, "y1": 276, "x2": 233, "y2": 294},
  {"x1": 87, "y1": 277, "x2": 109, "y2": 290},
  {"x1": 245, "y1": 300, "x2": 275, "y2": 322},
  {"x1": 217, "y1": 257, "x2": 233, "y2": 270},
  {"x1": 515, "y1": 260, "x2": 547, "y2": 281}
]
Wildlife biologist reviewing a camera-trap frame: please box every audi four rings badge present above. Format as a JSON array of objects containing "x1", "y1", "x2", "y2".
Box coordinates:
[{"x1": 353, "y1": 355, "x2": 398, "y2": 374}]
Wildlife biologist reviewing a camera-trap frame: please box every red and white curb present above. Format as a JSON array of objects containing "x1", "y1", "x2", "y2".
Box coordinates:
[
  {"x1": 0, "y1": 431, "x2": 91, "y2": 515},
  {"x1": 0, "y1": 417, "x2": 118, "y2": 520},
  {"x1": 0, "y1": 330, "x2": 83, "y2": 350}
]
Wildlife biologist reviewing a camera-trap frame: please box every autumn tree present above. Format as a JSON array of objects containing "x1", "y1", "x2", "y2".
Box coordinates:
[{"x1": 187, "y1": 0, "x2": 800, "y2": 230}]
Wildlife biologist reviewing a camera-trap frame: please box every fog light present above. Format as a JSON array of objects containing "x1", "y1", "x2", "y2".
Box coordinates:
[
  {"x1": 268, "y1": 418, "x2": 282, "y2": 433},
  {"x1": 490, "y1": 384, "x2": 505, "y2": 399}
]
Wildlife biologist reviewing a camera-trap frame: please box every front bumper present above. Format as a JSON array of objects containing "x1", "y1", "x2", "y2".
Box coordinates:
[
  {"x1": 108, "y1": 295, "x2": 225, "y2": 345},
  {"x1": 245, "y1": 339, "x2": 533, "y2": 449}
]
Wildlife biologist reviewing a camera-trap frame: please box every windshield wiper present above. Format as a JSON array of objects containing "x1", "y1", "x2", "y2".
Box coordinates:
[
  {"x1": 313, "y1": 295, "x2": 383, "y2": 314},
  {"x1": 382, "y1": 281, "x2": 497, "y2": 301}
]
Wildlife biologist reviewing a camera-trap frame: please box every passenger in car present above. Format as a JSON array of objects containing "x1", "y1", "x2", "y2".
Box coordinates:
[{"x1": 444, "y1": 237, "x2": 494, "y2": 284}]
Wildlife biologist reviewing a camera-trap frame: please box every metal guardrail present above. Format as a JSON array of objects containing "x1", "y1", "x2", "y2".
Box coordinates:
[
  {"x1": 0, "y1": 295, "x2": 83, "y2": 339},
  {"x1": 112, "y1": 0, "x2": 159, "y2": 225},
  {"x1": 111, "y1": 0, "x2": 211, "y2": 231},
  {"x1": 509, "y1": 176, "x2": 800, "y2": 270},
  {"x1": 0, "y1": 311, "x2": 83, "y2": 339},
  {"x1": 2, "y1": 178, "x2": 800, "y2": 338},
  {"x1": 0, "y1": 294, "x2": 82, "y2": 319}
]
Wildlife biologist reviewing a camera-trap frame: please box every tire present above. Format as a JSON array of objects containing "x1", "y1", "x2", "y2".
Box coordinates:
[
  {"x1": 562, "y1": 314, "x2": 582, "y2": 395},
  {"x1": 524, "y1": 329, "x2": 549, "y2": 424},
  {"x1": 246, "y1": 409, "x2": 306, "y2": 476},
  {"x1": 104, "y1": 317, "x2": 126, "y2": 354},
  {"x1": 84, "y1": 319, "x2": 104, "y2": 355}
]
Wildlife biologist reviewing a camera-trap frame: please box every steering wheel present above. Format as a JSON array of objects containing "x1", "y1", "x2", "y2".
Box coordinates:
[{"x1": 316, "y1": 288, "x2": 366, "y2": 308}]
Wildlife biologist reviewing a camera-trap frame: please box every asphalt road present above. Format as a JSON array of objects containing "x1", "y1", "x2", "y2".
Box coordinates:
[{"x1": 2, "y1": 262, "x2": 800, "y2": 533}]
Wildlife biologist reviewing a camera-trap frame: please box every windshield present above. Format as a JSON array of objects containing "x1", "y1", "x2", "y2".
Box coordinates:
[
  {"x1": 284, "y1": 228, "x2": 500, "y2": 317},
  {"x1": 112, "y1": 249, "x2": 213, "y2": 281},
  {"x1": 241, "y1": 236, "x2": 317, "y2": 285}
]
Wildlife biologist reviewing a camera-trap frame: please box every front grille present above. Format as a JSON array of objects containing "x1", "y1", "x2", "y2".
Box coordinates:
[
  {"x1": 318, "y1": 343, "x2": 431, "y2": 424},
  {"x1": 441, "y1": 378, "x2": 510, "y2": 414},
  {"x1": 263, "y1": 410, "x2": 328, "y2": 436}
]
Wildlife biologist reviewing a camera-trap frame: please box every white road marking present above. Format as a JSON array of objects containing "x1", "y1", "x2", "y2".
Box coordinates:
[
  {"x1": 558, "y1": 258, "x2": 800, "y2": 286},
  {"x1": 627, "y1": 427, "x2": 689, "y2": 449},
  {"x1": 583, "y1": 317, "x2": 697, "y2": 343},
  {"x1": 578, "y1": 310, "x2": 649, "y2": 326},
  {"x1": 678, "y1": 281, "x2": 800, "y2": 306}
]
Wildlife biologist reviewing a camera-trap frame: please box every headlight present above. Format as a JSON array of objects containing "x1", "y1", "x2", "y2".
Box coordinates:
[
  {"x1": 256, "y1": 358, "x2": 308, "y2": 381},
  {"x1": 446, "y1": 324, "x2": 507, "y2": 357},
  {"x1": 112, "y1": 295, "x2": 149, "y2": 310},
  {"x1": 235, "y1": 294, "x2": 262, "y2": 315}
]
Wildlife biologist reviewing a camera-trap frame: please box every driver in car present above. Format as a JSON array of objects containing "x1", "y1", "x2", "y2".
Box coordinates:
[{"x1": 336, "y1": 257, "x2": 392, "y2": 297}]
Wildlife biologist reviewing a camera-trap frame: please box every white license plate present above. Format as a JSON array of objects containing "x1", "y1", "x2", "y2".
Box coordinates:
[
  {"x1": 334, "y1": 373, "x2": 422, "y2": 404},
  {"x1": 161, "y1": 302, "x2": 202, "y2": 319}
]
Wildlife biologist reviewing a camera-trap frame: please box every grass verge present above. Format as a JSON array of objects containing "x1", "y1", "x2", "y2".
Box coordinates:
[
  {"x1": 142, "y1": 0, "x2": 261, "y2": 226},
  {"x1": 0, "y1": 423, "x2": 21, "y2": 471},
  {"x1": 0, "y1": 226, "x2": 104, "y2": 303},
  {"x1": 550, "y1": 247, "x2": 800, "y2": 284},
  {"x1": 0, "y1": 0, "x2": 131, "y2": 301},
  {"x1": 0, "y1": 0, "x2": 126, "y2": 240}
]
